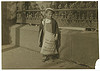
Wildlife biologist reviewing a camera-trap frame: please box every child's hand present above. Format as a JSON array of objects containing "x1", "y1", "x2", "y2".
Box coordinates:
[
  {"x1": 55, "y1": 36, "x2": 58, "y2": 40},
  {"x1": 54, "y1": 34, "x2": 58, "y2": 40}
]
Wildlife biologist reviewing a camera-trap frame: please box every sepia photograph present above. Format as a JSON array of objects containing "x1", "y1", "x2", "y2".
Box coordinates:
[{"x1": 1, "y1": 1, "x2": 99, "y2": 69}]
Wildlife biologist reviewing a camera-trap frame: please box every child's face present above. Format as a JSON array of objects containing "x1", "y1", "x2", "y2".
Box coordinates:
[{"x1": 45, "y1": 11, "x2": 53, "y2": 19}]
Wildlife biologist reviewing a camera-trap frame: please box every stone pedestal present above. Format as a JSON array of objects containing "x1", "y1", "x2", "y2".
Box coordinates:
[
  {"x1": 10, "y1": 24, "x2": 40, "y2": 51},
  {"x1": 59, "y1": 30, "x2": 99, "y2": 68}
]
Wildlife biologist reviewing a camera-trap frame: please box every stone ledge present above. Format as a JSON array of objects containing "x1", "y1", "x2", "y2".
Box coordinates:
[{"x1": 9, "y1": 24, "x2": 99, "y2": 68}]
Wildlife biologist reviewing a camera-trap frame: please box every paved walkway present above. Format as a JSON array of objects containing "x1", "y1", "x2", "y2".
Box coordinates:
[{"x1": 2, "y1": 45, "x2": 89, "y2": 69}]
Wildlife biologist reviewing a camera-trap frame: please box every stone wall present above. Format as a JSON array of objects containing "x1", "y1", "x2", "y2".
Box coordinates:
[{"x1": 9, "y1": 25, "x2": 99, "y2": 68}]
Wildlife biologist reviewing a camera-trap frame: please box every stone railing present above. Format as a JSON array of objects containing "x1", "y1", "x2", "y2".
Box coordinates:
[{"x1": 16, "y1": 1, "x2": 98, "y2": 28}]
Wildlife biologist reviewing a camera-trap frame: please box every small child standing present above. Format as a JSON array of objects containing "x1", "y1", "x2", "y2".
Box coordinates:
[{"x1": 38, "y1": 8, "x2": 59, "y2": 62}]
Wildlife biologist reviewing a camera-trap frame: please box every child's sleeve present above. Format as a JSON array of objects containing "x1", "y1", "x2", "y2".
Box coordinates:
[
  {"x1": 55, "y1": 21, "x2": 59, "y2": 34},
  {"x1": 39, "y1": 20, "x2": 43, "y2": 34},
  {"x1": 38, "y1": 19, "x2": 43, "y2": 47}
]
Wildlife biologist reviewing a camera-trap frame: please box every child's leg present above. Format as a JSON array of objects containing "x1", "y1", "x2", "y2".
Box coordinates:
[
  {"x1": 51, "y1": 54, "x2": 59, "y2": 60},
  {"x1": 55, "y1": 54, "x2": 59, "y2": 59},
  {"x1": 42, "y1": 55, "x2": 49, "y2": 62}
]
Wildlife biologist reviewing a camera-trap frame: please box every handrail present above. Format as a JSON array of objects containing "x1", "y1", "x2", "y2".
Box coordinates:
[{"x1": 17, "y1": 8, "x2": 98, "y2": 12}]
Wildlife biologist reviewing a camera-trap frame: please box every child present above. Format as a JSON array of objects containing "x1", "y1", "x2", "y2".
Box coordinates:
[{"x1": 38, "y1": 8, "x2": 59, "y2": 62}]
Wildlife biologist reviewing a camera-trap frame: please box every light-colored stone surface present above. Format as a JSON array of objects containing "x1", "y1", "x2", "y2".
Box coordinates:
[
  {"x1": 6, "y1": 25, "x2": 99, "y2": 69},
  {"x1": 10, "y1": 24, "x2": 21, "y2": 46},
  {"x1": 20, "y1": 25, "x2": 40, "y2": 51},
  {"x1": 59, "y1": 30, "x2": 99, "y2": 68},
  {"x1": 2, "y1": 46, "x2": 88, "y2": 69}
]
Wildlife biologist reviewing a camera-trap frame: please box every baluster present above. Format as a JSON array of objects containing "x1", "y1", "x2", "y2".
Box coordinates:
[
  {"x1": 22, "y1": 3, "x2": 25, "y2": 10},
  {"x1": 74, "y1": 13, "x2": 77, "y2": 20},
  {"x1": 36, "y1": 12, "x2": 38, "y2": 20},
  {"x1": 22, "y1": 12, "x2": 26, "y2": 23},
  {"x1": 32, "y1": 12, "x2": 35, "y2": 20},
  {"x1": 30, "y1": 12, "x2": 33, "y2": 24},
  {"x1": 28, "y1": 5, "x2": 31, "y2": 10},
  {"x1": 82, "y1": 13, "x2": 85, "y2": 20},
  {"x1": 35, "y1": 12, "x2": 39, "y2": 23},
  {"x1": 35, "y1": 4, "x2": 39, "y2": 10},
  {"x1": 16, "y1": 2, "x2": 19, "y2": 10},
  {"x1": 61, "y1": 12, "x2": 65, "y2": 26},
  {"x1": 25, "y1": 2, "x2": 28, "y2": 10},
  {"x1": 82, "y1": 2, "x2": 85, "y2": 8},
  {"x1": 86, "y1": 2, "x2": 88, "y2": 8},
  {"x1": 58, "y1": 4, "x2": 62, "y2": 9},
  {"x1": 86, "y1": 11, "x2": 88, "y2": 20},
  {"x1": 80, "y1": 2, "x2": 83, "y2": 8},
  {"x1": 95, "y1": 2, "x2": 98, "y2": 8},
  {"x1": 26, "y1": 12, "x2": 28, "y2": 23},
  {"x1": 19, "y1": 13, "x2": 22, "y2": 23},
  {"x1": 64, "y1": 3, "x2": 68, "y2": 9},
  {"x1": 41, "y1": 5, "x2": 44, "y2": 10},
  {"x1": 37, "y1": 12, "x2": 39, "y2": 23},
  {"x1": 28, "y1": 12, "x2": 31, "y2": 25},
  {"x1": 90, "y1": 13, "x2": 94, "y2": 20},
  {"x1": 16, "y1": 13, "x2": 19, "y2": 23},
  {"x1": 26, "y1": 12, "x2": 29, "y2": 24}
]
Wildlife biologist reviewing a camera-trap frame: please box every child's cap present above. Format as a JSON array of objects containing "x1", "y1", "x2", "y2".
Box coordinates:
[{"x1": 45, "y1": 8, "x2": 55, "y2": 14}]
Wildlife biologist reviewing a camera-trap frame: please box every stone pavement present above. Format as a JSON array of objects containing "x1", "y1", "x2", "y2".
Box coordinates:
[
  {"x1": 8, "y1": 24, "x2": 98, "y2": 68},
  {"x1": 2, "y1": 45, "x2": 89, "y2": 69}
]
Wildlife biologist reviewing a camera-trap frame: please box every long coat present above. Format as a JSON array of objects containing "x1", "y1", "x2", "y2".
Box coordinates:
[{"x1": 38, "y1": 18, "x2": 61, "y2": 51}]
